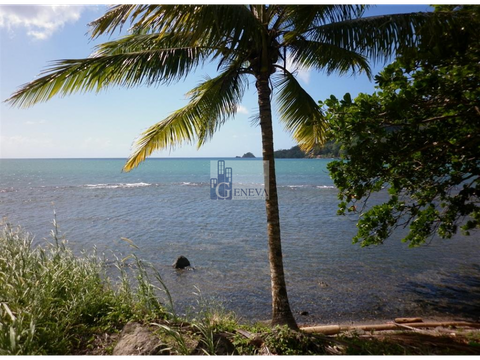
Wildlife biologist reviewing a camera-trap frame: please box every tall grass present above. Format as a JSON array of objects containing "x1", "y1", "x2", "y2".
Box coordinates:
[{"x1": 0, "y1": 222, "x2": 170, "y2": 355}]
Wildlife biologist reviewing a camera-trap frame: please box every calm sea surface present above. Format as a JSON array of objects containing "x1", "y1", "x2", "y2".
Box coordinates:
[{"x1": 1, "y1": 158, "x2": 479, "y2": 324}]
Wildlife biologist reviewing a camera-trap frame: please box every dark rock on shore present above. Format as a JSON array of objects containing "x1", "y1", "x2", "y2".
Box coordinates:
[{"x1": 173, "y1": 255, "x2": 191, "y2": 269}]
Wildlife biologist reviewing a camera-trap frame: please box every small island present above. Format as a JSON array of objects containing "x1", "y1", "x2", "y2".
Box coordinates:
[{"x1": 236, "y1": 152, "x2": 256, "y2": 158}]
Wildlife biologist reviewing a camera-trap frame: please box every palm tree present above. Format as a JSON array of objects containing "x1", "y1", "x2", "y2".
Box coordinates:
[{"x1": 6, "y1": 5, "x2": 460, "y2": 329}]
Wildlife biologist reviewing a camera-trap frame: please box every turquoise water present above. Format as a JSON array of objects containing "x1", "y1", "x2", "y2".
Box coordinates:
[{"x1": 1, "y1": 158, "x2": 479, "y2": 324}]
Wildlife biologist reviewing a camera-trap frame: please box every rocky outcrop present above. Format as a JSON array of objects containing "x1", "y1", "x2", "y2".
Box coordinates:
[{"x1": 113, "y1": 322, "x2": 170, "y2": 355}]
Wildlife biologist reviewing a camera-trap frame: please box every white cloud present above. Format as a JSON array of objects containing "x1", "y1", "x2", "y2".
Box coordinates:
[
  {"x1": 0, "y1": 5, "x2": 86, "y2": 40},
  {"x1": 25, "y1": 119, "x2": 47, "y2": 125},
  {"x1": 236, "y1": 105, "x2": 249, "y2": 115},
  {"x1": 285, "y1": 52, "x2": 311, "y2": 85},
  {"x1": 0, "y1": 135, "x2": 53, "y2": 147}
]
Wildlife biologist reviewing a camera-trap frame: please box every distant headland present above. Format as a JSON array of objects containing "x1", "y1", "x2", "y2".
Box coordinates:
[{"x1": 274, "y1": 142, "x2": 342, "y2": 158}]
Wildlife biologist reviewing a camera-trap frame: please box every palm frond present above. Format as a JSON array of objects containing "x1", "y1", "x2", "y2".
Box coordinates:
[
  {"x1": 307, "y1": 12, "x2": 459, "y2": 64},
  {"x1": 90, "y1": 5, "x2": 262, "y2": 53},
  {"x1": 89, "y1": 5, "x2": 171, "y2": 38},
  {"x1": 5, "y1": 40, "x2": 209, "y2": 108},
  {"x1": 123, "y1": 65, "x2": 247, "y2": 172},
  {"x1": 92, "y1": 33, "x2": 165, "y2": 56},
  {"x1": 91, "y1": 31, "x2": 206, "y2": 57},
  {"x1": 193, "y1": 72, "x2": 248, "y2": 148},
  {"x1": 122, "y1": 111, "x2": 200, "y2": 172},
  {"x1": 282, "y1": 5, "x2": 366, "y2": 32},
  {"x1": 288, "y1": 40, "x2": 371, "y2": 78},
  {"x1": 274, "y1": 71, "x2": 326, "y2": 152},
  {"x1": 161, "y1": 6, "x2": 258, "y2": 45}
]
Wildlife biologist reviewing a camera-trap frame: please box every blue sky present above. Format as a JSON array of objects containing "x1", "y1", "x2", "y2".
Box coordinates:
[{"x1": 0, "y1": 4, "x2": 432, "y2": 159}]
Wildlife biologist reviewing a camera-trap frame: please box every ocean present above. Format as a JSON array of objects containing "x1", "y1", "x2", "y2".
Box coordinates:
[{"x1": 1, "y1": 158, "x2": 479, "y2": 324}]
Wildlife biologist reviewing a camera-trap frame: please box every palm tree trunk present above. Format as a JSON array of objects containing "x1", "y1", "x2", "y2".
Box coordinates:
[{"x1": 255, "y1": 74, "x2": 298, "y2": 330}]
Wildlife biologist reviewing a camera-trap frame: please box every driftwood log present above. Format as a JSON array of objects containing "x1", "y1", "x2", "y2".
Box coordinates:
[
  {"x1": 301, "y1": 321, "x2": 480, "y2": 335},
  {"x1": 394, "y1": 317, "x2": 423, "y2": 324}
]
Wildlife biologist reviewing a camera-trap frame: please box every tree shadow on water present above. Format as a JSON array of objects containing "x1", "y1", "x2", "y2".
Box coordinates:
[{"x1": 402, "y1": 264, "x2": 480, "y2": 321}]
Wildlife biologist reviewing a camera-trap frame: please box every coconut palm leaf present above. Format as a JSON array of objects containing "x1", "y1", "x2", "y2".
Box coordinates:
[
  {"x1": 307, "y1": 12, "x2": 458, "y2": 63},
  {"x1": 89, "y1": 5, "x2": 184, "y2": 38},
  {"x1": 123, "y1": 64, "x2": 247, "y2": 172},
  {"x1": 274, "y1": 71, "x2": 326, "y2": 152},
  {"x1": 288, "y1": 39, "x2": 371, "y2": 78},
  {"x1": 282, "y1": 5, "x2": 367, "y2": 32},
  {"x1": 6, "y1": 42, "x2": 209, "y2": 108},
  {"x1": 92, "y1": 32, "x2": 196, "y2": 56},
  {"x1": 90, "y1": 5, "x2": 261, "y2": 53}
]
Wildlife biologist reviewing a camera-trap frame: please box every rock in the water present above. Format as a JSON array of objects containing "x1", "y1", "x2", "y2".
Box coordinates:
[
  {"x1": 113, "y1": 322, "x2": 169, "y2": 355},
  {"x1": 173, "y1": 255, "x2": 191, "y2": 269}
]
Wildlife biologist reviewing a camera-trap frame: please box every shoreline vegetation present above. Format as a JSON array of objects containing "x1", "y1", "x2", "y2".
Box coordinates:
[{"x1": 1, "y1": 223, "x2": 480, "y2": 355}]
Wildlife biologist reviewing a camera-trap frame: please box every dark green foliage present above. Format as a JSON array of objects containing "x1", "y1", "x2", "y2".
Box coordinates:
[
  {"x1": 430, "y1": 1, "x2": 479, "y2": 11},
  {"x1": 274, "y1": 145, "x2": 306, "y2": 158},
  {"x1": 315, "y1": 141, "x2": 343, "y2": 158},
  {"x1": 263, "y1": 326, "x2": 327, "y2": 355},
  {"x1": 324, "y1": 6, "x2": 480, "y2": 246}
]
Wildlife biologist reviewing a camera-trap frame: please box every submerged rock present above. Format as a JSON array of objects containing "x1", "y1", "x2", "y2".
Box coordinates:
[
  {"x1": 318, "y1": 281, "x2": 329, "y2": 288},
  {"x1": 113, "y1": 322, "x2": 169, "y2": 355},
  {"x1": 173, "y1": 255, "x2": 191, "y2": 269}
]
